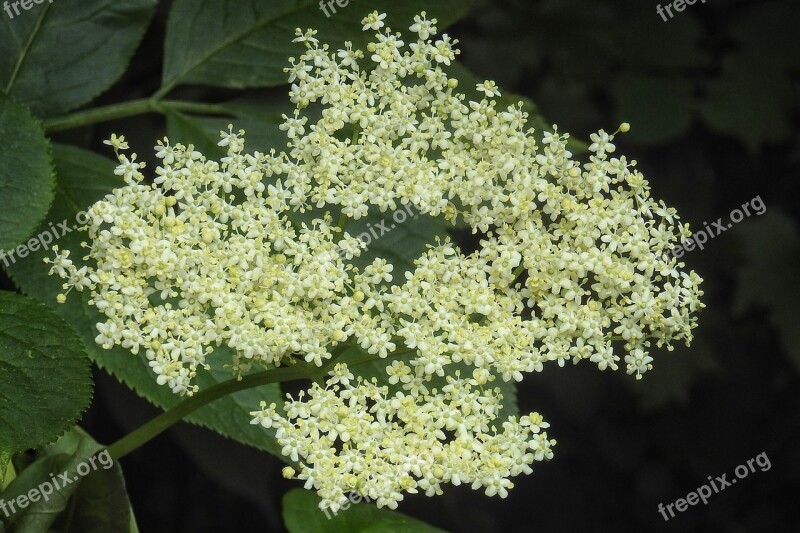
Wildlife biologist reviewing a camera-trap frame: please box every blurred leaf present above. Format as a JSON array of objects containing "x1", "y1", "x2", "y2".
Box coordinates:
[
  {"x1": 283, "y1": 488, "x2": 445, "y2": 533},
  {"x1": 0, "y1": 0, "x2": 157, "y2": 117},
  {"x1": 161, "y1": 0, "x2": 474, "y2": 94},
  {"x1": 0, "y1": 292, "x2": 92, "y2": 456},
  {"x1": 613, "y1": 75, "x2": 694, "y2": 145},
  {"x1": 734, "y1": 211, "x2": 800, "y2": 372},
  {"x1": 0, "y1": 427, "x2": 108, "y2": 532},
  {"x1": 4, "y1": 144, "x2": 285, "y2": 457},
  {"x1": 625, "y1": 339, "x2": 718, "y2": 412},
  {"x1": 0, "y1": 95, "x2": 54, "y2": 253},
  {"x1": 700, "y1": 54, "x2": 794, "y2": 150}
]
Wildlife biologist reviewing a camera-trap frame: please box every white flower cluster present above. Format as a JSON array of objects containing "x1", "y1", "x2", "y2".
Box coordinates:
[
  {"x1": 254, "y1": 363, "x2": 553, "y2": 510},
  {"x1": 48, "y1": 11, "x2": 703, "y2": 513}
]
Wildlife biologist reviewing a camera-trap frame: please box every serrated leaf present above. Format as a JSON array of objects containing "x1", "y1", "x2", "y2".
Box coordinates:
[
  {"x1": 161, "y1": 0, "x2": 474, "y2": 94},
  {"x1": 0, "y1": 0, "x2": 157, "y2": 117},
  {"x1": 0, "y1": 292, "x2": 92, "y2": 456},
  {"x1": 4, "y1": 144, "x2": 284, "y2": 457},
  {"x1": 0, "y1": 95, "x2": 54, "y2": 253},
  {"x1": 283, "y1": 488, "x2": 445, "y2": 533},
  {"x1": 0, "y1": 427, "x2": 128, "y2": 533}
]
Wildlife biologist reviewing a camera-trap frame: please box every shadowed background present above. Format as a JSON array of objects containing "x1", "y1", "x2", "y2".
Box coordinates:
[{"x1": 34, "y1": 0, "x2": 800, "y2": 531}]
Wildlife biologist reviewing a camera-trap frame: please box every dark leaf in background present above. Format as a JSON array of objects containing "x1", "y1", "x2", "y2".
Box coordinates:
[{"x1": 0, "y1": 0, "x2": 158, "y2": 117}]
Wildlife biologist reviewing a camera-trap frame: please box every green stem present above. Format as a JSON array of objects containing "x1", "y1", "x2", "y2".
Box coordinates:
[
  {"x1": 105, "y1": 342, "x2": 415, "y2": 461},
  {"x1": 43, "y1": 99, "x2": 154, "y2": 132},
  {"x1": 43, "y1": 99, "x2": 231, "y2": 133},
  {"x1": 106, "y1": 364, "x2": 312, "y2": 461}
]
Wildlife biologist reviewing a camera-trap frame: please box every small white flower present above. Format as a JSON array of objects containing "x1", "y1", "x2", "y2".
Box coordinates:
[
  {"x1": 476, "y1": 80, "x2": 500, "y2": 98},
  {"x1": 362, "y1": 11, "x2": 387, "y2": 31}
]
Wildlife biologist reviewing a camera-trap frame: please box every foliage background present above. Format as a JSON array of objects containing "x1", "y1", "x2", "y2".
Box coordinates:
[{"x1": 2, "y1": 0, "x2": 798, "y2": 531}]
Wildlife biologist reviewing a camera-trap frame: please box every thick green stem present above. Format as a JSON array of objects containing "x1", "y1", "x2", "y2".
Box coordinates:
[
  {"x1": 106, "y1": 364, "x2": 312, "y2": 460},
  {"x1": 43, "y1": 99, "x2": 231, "y2": 133},
  {"x1": 105, "y1": 343, "x2": 412, "y2": 460}
]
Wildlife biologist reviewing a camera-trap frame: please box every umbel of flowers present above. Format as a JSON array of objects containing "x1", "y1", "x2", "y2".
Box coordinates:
[{"x1": 47, "y1": 11, "x2": 704, "y2": 514}]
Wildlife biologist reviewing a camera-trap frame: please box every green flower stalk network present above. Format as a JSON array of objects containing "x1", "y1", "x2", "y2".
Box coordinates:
[{"x1": 46, "y1": 11, "x2": 704, "y2": 515}]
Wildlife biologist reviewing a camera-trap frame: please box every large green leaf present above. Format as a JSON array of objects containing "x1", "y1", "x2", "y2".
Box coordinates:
[
  {"x1": 4, "y1": 144, "x2": 284, "y2": 457},
  {"x1": 283, "y1": 488, "x2": 445, "y2": 533},
  {"x1": 0, "y1": 0, "x2": 157, "y2": 117},
  {"x1": 0, "y1": 427, "x2": 133, "y2": 533},
  {"x1": 0, "y1": 95, "x2": 54, "y2": 253},
  {"x1": 161, "y1": 0, "x2": 474, "y2": 94},
  {"x1": 0, "y1": 292, "x2": 92, "y2": 456}
]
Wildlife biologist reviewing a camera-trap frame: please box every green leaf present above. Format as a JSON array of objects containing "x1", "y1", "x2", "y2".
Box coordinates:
[
  {"x1": 50, "y1": 442, "x2": 134, "y2": 533},
  {"x1": 4, "y1": 144, "x2": 285, "y2": 457},
  {"x1": 161, "y1": 0, "x2": 474, "y2": 94},
  {"x1": 164, "y1": 95, "x2": 297, "y2": 158},
  {"x1": 0, "y1": 0, "x2": 157, "y2": 117},
  {"x1": 0, "y1": 427, "x2": 130, "y2": 533},
  {"x1": 0, "y1": 453, "x2": 13, "y2": 490},
  {"x1": 700, "y1": 54, "x2": 794, "y2": 151},
  {"x1": 0, "y1": 291, "x2": 92, "y2": 456},
  {"x1": 0, "y1": 95, "x2": 54, "y2": 253},
  {"x1": 165, "y1": 110, "x2": 227, "y2": 161},
  {"x1": 283, "y1": 488, "x2": 446, "y2": 533}
]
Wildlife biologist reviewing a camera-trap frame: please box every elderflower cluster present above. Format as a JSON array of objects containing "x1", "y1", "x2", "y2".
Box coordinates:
[
  {"x1": 47, "y1": 11, "x2": 703, "y2": 512},
  {"x1": 253, "y1": 363, "x2": 554, "y2": 510}
]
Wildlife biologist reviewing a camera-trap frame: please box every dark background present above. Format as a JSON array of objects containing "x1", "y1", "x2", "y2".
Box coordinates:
[{"x1": 35, "y1": 0, "x2": 800, "y2": 531}]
